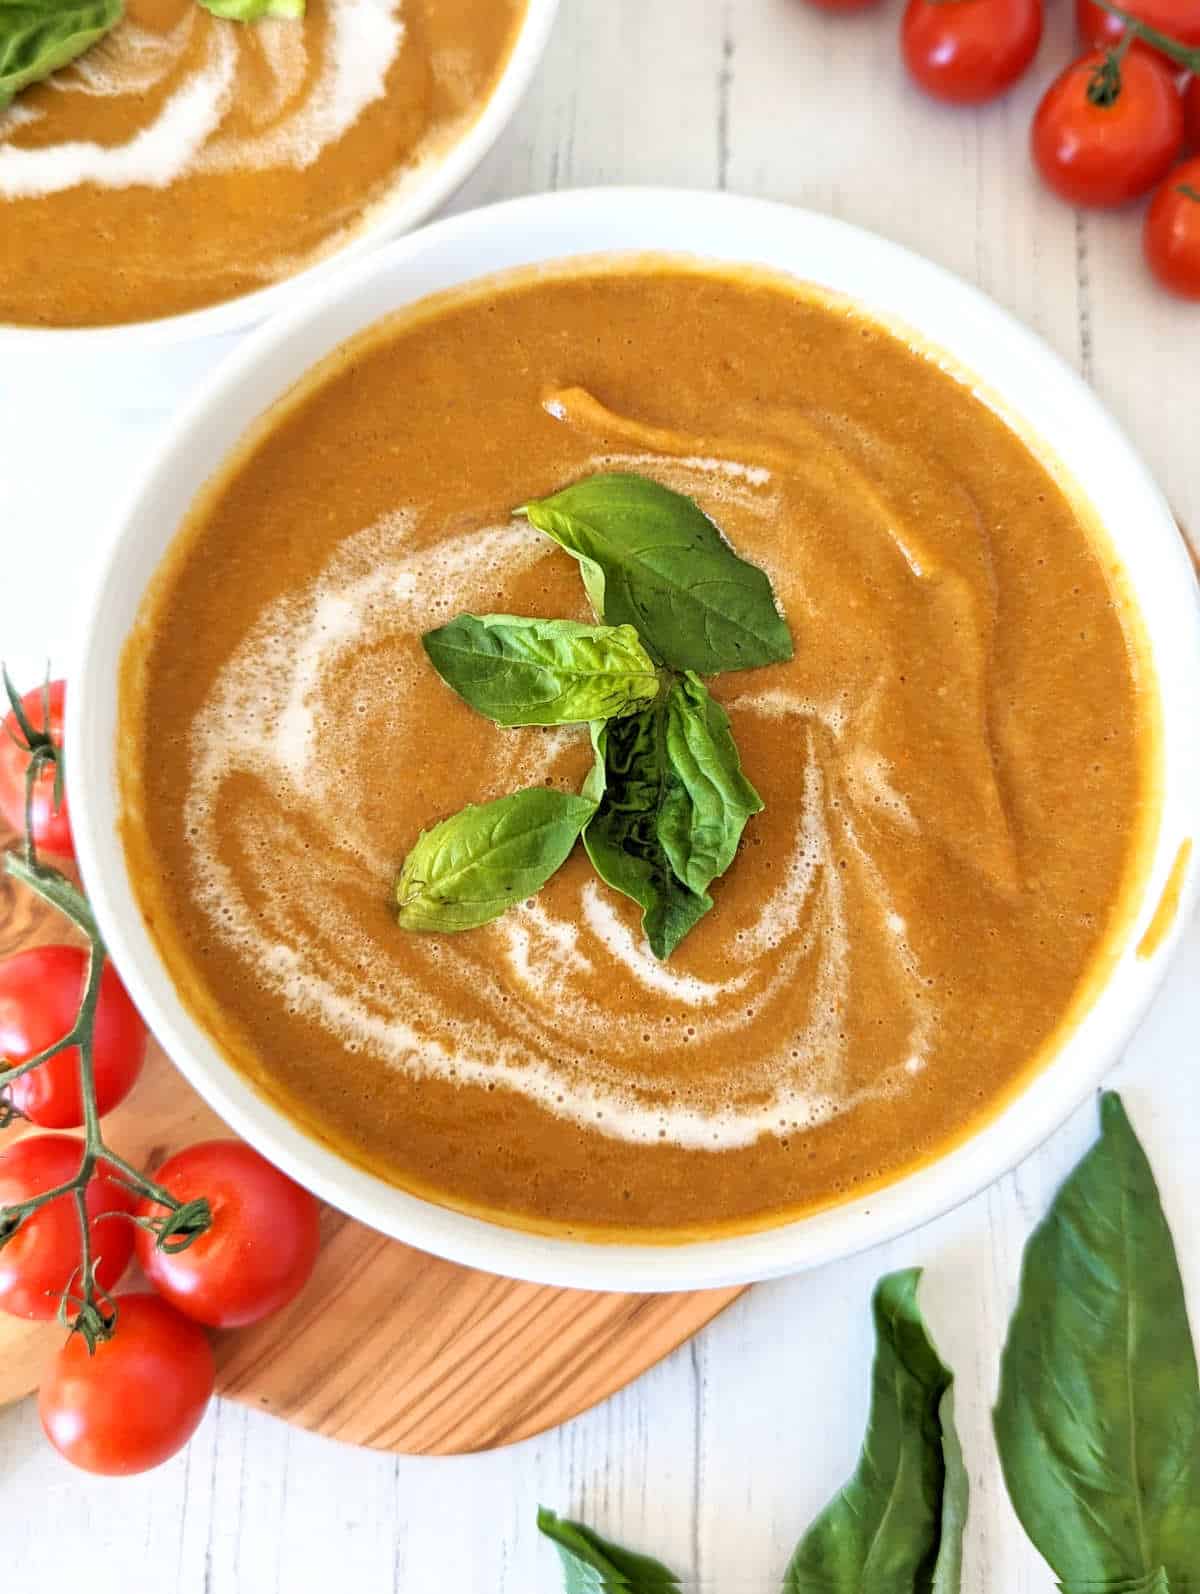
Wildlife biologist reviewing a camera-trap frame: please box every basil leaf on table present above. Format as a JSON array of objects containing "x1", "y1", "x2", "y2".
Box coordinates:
[
  {"x1": 196, "y1": 0, "x2": 303, "y2": 18},
  {"x1": 517, "y1": 473, "x2": 793, "y2": 674},
  {"x1": 0, "y1": 0, "x2": 121, "y2": 109},
  {"x1": 394, "y1": 788, "x2": 595, "y2": 933},
  {"x1": 994, "y1": 1092, "x2": 1200, "y2": 1593},
  {"x1": 659, "y1": 671, "x2": 763, "y2": 898},
  {"x1": 785, "y1": 1268, "x2": 966, "y2": 1594},
  {"x1": 537, "y1": 1507, "x2": 680, "y2": 1590},
  {"x1": 422, "y1": 614, "x2": 659, "y2": 727},
  {"x1": 583, "y1": 706, "x2": 711, "y2": 961}
]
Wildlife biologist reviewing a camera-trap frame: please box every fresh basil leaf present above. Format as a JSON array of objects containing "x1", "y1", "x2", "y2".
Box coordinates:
[
  {"x1": 197, "y1": 0, "x2": 302, "y2": 18},
  {"x1": 994, "y1": 1092, "x2": 1200, "y2": 1590},
  {"x1": 583, "y1": 709, "x2": 711, "y2": 960},
  {"x1": 517, "y1": 473, "x2": 793, "y2": 674},
  {"x1": 785, "y1": 1268, "x2": 966, "y2": 1594},
  {"x1": 422, "y1": 614, "x2": 659, "y2": 727},
  {"x1": 537, "y1": 1507, "x2": 680, "y2": 1590},
  {"x1": 659, "y1": 671, "x2": 762, "y2": 897},
  {"x1": 0, "y1": 0, "x2": 121, "y2": 109},
  {"x1": 394, "y1": 788, "x2": 594, "y2": 933}
]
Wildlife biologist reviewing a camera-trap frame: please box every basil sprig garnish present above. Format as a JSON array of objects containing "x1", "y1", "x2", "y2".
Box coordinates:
[
  {"x1": 583, "y1": 673, "x2": 762, "y2": 959},
  {"x1": 517, "y1": 473, "x2": 793, "y2": 674},
  {"x1": 395, "y1": 472, "x2": 791, "y2": 954},
  {"x1": 785, "y1": 1269, "x2": 967, "y2": 1593},
  {"x1": 995, "y1": 1092, "x2": 1200, "y2": 1592},
  {"x1": 422, "y1": 615, "x2": 658, "y2": 727},
  {"x1": 394, "y1": 789, "x2": 595, "y2": 933},
  {"x1": 0, "y1": 0, "x2": 121, "y2": 110}
]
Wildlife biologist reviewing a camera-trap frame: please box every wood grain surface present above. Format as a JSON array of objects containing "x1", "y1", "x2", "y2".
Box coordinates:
[{"x1": 0, "y1": 827, "x2": 743, "y2": 1452}]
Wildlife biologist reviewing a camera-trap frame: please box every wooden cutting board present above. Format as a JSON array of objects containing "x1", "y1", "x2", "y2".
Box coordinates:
[{"x1": 0, "y1": 828, "x2": 744, "y2": 1454}]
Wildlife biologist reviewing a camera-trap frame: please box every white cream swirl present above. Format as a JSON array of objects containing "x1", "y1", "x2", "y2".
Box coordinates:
[
  {"x1": 0, "y1": 0, "x2": 404, "y2": 200},
  {"x1": 176, "y1": 456, "x2": 935, "y2": 1153}
]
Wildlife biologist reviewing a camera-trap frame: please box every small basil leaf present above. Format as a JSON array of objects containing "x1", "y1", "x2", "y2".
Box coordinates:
[
  {"x1": 659, "y1": 671, "x2": 762, "y2": 898},
  {"x1": 583, "y1": 710, "x2": 711, "y2": 960},
  {"x1": 537, "y1": 1507, "x2": 680, "y2": 1590},
  {"x1": 422, "y1": 614, "x2": 659, "y2": 727},
  {"x1": 196, "y1": 0, "x2": 302, "y2": 18},
  {"x1": 994, "y1": 1093, "x2": 1200, "y2": 1589},
  {"x1": 785, "y1": 1268, "x2": 965, "y2": 1594},
  {"x1": 395, "y1": 788, "x2": 594, "y2": 933},
  {"x1": 518, "y1": 473, "x2": 793, "y2": 674},
  {"x1": 0, "y1": 0, "x2": 121, "y2": 109}
]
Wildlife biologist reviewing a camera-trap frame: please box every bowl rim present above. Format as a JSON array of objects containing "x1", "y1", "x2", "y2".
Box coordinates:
[
  {"x1": 0, "y1": 0, "x2": 561, "y2": 351},
  {"x1": 68, "y1": 187, "x2": 1200, "y2": 1292}
]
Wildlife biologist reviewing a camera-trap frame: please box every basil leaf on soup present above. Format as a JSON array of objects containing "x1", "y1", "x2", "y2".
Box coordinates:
[
  {"x1": 537, "y1": 1507, "x2": 680, "y2": 1590},
  {"x1": 583, "y1": 709, "x2": 711, "y2": 961},
  {"x1": 196, "y1": 0, "x2": 303, "y2": 19},
  {"x1": 658, "y1": 671, "x2": 762, "y2": 898},
  {"x1": 994, "y1": 1092, "x2": 1200, "y2": 1592},
  {"x1": 785, "y1": 1268, "x2": 966, "y2": 1594},
  {"x1": 517, "y1": 473, "x2": 793, "y2": 675},
  {"x1": 395, "y1": 788, "x2": 595, "y2": 933},
  {"x1": 422, "y1": 614, "x2": 659, "y2": 727},
  {"x1": 0, "y1": 0, "x2": 121, "y2": 110}
]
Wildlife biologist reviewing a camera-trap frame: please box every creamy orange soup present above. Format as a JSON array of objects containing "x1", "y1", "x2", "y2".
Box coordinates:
[
  {"x1": 0, "y1": 0, "x2": 525, "y2": 327},
  {"x1": 119, "y1": 262, "x2": 1156, "y2": 1238}
]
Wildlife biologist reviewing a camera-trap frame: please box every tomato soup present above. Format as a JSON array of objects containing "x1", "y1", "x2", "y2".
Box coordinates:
[
  {"x1": 118, "y1": 262, "x2": 1156, "y2": 1237},
  {"x1": 0, "y1": 0, "x2": 526, "y2": 327}
]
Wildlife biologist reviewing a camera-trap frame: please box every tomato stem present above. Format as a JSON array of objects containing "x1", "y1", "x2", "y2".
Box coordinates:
[
  {"x1": 0, "y1": 681, "x2": 214, "y2": 1349},
  {"x1": 1093, "y1": 0, "x2": 1200, "y2": 71}
]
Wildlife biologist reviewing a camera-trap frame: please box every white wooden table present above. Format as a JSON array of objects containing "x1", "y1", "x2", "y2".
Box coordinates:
[{"x1": 2, "y1": 2, "x2": 1197, "y2": 1588}]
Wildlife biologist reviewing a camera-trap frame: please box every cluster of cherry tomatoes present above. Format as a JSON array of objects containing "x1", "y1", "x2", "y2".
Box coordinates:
[
  {"x1": 808, "y1": 0, "x2": 1200, "y2": 300},
  {"x1": 0, "y1": 680, "x2": 322, "y2": 1476}
]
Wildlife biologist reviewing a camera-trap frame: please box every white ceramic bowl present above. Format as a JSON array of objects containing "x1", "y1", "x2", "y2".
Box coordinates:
[
  {"x1": 70, "y1": 189, "x2": 1200, "y2": 1292},
  {"x1": 0, "y1": 0, "x2": 559, "y2": 350}
]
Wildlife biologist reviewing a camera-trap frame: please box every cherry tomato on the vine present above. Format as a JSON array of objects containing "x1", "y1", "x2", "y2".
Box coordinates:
[
  {"x1": 39, "y1": 1292, "x2": 214, "y2": 1475},
  {"x1": 902, "y1": 0, "x2": 1043, "y2": 105},
  {"x1": 0, "y1": 1136, "x2": 137, "y2": 1320},
  {"x1": 0, "y1": 946, "x2": 147, "y2": 1128},
  {"x1": 0, "y1": 679, "x2": 72, "y2": 860},
  {"x1": 1077, "y1": 0, "x2": 1200, "y2": 56},
  {"x1": 1032, "y1": 47, "x2": 1185, "y2": 206},
  {"x1": 136, "y1": 1140, "x2": 320, "y2": 1329},
  {"x1": 1144, "y1": 157, "x2": 1200, "y2": 294}
]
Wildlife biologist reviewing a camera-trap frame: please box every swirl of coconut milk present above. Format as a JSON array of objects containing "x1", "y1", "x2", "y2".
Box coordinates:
[
  {"x1": 0, "y1": 0, "x2": 403, "y2": 200},
  {"x1": 180, "y1": 457, "x2": 934, "y2": 1151}
]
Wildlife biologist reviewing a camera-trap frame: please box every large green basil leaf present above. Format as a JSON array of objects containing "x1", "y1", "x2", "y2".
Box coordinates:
[
  {"x1": 0, "y1": 0, "x2": 121, "y2": 109},
  {"x1": 659, "y1": 671, "x2": 762, "y2": 897},
  {"x1": 518, "y1": 473, "x2": 793, "y2": 674},
  {"x1": 394, "y1": 788, "x2": 594, "y2": 933},
  {"x1": 422, "y1": 614, "x2": 659, "y2": 727},
  {"x1": 994, "y1": 1092, "x2": 1200, "y2": 1591},
  {"x1": 785, "y1": 1269, "x2": 966, "y2": 1593},
  {"x1": 583, "y1": 707, "x2": 711, "y2": 960},
  {"x1": 197, "y1": 0, "x2": 303, "y2": 19},
  {"x1": 537, "y1": 1507, "x2": 680, "y2": 1590}
]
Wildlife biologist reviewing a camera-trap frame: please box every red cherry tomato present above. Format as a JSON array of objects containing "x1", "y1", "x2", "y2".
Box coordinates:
[
  {"x1": 0, "y1": 679, "x2": 72, "y2": 860},
  {"x1": 136, "y1": 1140, "x2": 320, "y2": 1329},
  {"x1": 39, "y1": 1292, "x2": 214, "y2": 1475},
  {"x1": 1144, "y1": 157, "x2": 1200, "y2": 295},
  {"x1": 902, "y1": 0, "x2": 1043, "y2": 105},
  {"x1": 1187, "y1": 75, "x2": 1200, "y2": 144},
  {"x1": 1032, "y1": 47, "x2": 1185, "y2": 206},
  {"x1": 0, "y1": 947, "x2": 147, "y2": 1128},
  {"x1": 1077, "y1": 0, "x2": 1200, "y2": 56},
  {"x1": 0, "y1": 1136, "x2": 137, "y2": 1320}
]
